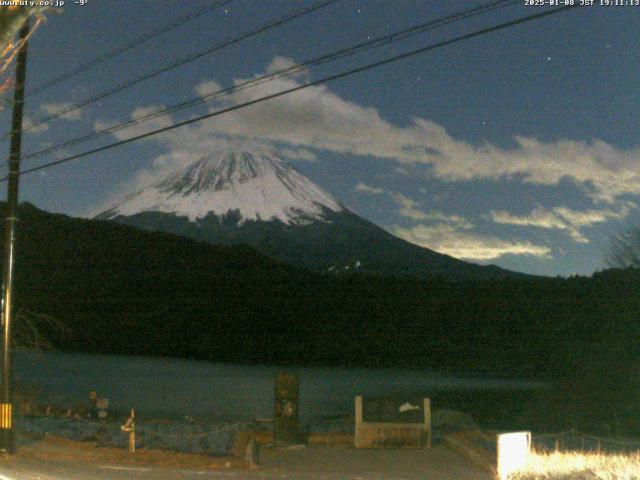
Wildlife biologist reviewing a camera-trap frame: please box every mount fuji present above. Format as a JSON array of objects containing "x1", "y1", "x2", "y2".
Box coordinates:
[{"x1": 96, "y1": 150, "x2": 525, "y2": 280}]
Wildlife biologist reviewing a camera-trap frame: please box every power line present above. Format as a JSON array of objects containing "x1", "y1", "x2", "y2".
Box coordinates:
[
  {"x1": 26, "y1": 0, "x2": 236, "y2": 98},
  {"x1": 8, "y1": 0, "x2": 340, "y2": 139},
  {"x1": 22, "y1": 0, "x2": 517, "y2": 161},
  {"x1": 5, "y1": 5, "x2": 577, "y2": 181},
  {"x1": 21, "y1": 0, "x2": 520, "y2": 163}
]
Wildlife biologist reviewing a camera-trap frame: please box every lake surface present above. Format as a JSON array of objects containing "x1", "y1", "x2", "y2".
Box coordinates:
[{"x1": 13, "y1": 351, "x2": 543, "y2": 421}]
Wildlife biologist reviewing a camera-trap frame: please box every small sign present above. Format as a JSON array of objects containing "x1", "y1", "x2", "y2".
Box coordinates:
[
  {"x1": 362, "y1": 397, "x2": 424, "y2": 424},
  {"x1": 98, "y1": 410, "x2": 108, "y2": 419},
  {"x1": 96, "y1": 398, "x2": 109, "y2": 410}
]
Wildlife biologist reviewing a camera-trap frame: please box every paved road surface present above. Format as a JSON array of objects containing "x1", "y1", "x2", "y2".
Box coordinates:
[{"x1": 0, "y1": 444, "x2": 492, "y2": 479}]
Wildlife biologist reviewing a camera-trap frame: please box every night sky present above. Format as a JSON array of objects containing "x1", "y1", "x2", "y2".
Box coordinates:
[{"x1": 1, "y1": 0, "x2": 639, "y2": 277}]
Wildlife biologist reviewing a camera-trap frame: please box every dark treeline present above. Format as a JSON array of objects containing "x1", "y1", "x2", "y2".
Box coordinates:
[{"x1": 5, "y1": 203, "x2": 640, "y2": 432}]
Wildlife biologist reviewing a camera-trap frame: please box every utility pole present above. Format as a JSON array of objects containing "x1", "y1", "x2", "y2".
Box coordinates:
[{"x1": 0, "y1": 17, "x2": 30, "y2": 454}]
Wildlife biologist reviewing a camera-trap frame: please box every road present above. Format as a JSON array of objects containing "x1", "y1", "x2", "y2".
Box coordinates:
[{"x1": 0, "y1": 443, "x2": 491, "y2": 480}]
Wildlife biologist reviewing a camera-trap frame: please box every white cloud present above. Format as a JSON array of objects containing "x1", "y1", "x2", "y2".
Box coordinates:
[
  {"x1": 23, "y1": 115, "x2": 49, "y2": 134},
  {"x1": 385, "y1": 190, "x2": 474, "y2": 230},
  {"x1": 421, "y1": 211, "x2": 474, "y2": 230},
  {"x1": 97, "y1": 58, "x2": 640, "y2": 211},
  {"x1": 491, "y1": 207, "x2": 568, "y2": 230},
  {"x1": 355, "y1": 182, "x2": 385, "y2": 195},
  {"x1": 194, "y1": 80, "x2": 223, "y2": 100},
  {"x1": 279, "y1": 147, "x2": 317, "y2": 162},
  {"x1": 388, "y1": 202, "x2": 542, "y2": 261},
  {"x1": 265, "y1": 56, "x2": 310, "y2": 79},
  {"x1": 392, "y1": 193, "x2": 427, "y2": 220},
  {"x1": 94, "y1": 105, "x2": 173, "y2": 141},
  {"x1": 491, "y1": 202, "x2": 636, "y2": 244},
  {"x1": 178, "y1": 64, "x2": 640, "y2": 204},
  {"x1": 393, "y1": 223, "x2": 551, "y2": 261},
  {"x1": 554, "y1": 204, "x2": 633, "y2": 226},
  {"x1": 40, "y1": 102, "x2": 82, "y2": 121}
]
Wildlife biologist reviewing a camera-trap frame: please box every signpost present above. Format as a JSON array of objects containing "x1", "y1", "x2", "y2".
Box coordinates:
[{"x1": 274, "y1": 373, "x2": 299, "y2": 445}]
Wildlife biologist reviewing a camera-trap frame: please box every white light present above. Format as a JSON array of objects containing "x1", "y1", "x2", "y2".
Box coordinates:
[{"x1": 497, "y1": 431, "x2": 531, "y2": 480}]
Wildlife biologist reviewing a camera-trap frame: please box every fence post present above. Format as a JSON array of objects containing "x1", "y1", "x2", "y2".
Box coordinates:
[
  {"x1": 129, "y1": 409, "x2": 135, "y2": 454},
  {"x1": 121, "y1": 408, "x2": 135, "y2": 455},
  {"x1": 354, "y1": 396, "x2": 363, "y2": 449},
  {"x1": 423, "y1": 398, "x2": 432, "y2": 448}
]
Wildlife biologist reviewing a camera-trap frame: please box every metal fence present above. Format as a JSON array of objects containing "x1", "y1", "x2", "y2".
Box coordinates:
[
  {"x1": 16, "y1": 414, "x2": 253, "y2": 456},
  {"x1": 532, "y1": 429, "x2": 640, "y2": 454}
]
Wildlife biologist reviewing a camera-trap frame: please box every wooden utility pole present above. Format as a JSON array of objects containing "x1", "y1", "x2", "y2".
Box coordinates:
[{"x1": 0, "y1": 17, "x2": 30, "y2": 454}]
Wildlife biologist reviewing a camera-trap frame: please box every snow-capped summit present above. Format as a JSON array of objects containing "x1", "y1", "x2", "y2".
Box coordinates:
[
  {"x1": 96, "y1": 148, "x2": 527, "y2": 280},
  {"x1": 97, "y1": 150, "x2": 343, "y2": 225}
]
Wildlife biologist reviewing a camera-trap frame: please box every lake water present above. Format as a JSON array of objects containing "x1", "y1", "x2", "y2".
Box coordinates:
[{"x1": 13, "y1": 351, "x2": 543, "y2": 421}]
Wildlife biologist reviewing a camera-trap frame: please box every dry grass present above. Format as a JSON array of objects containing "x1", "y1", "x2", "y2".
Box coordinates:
[{"x1": 509, "y1": 450, "x2": 640, "y2": 480}]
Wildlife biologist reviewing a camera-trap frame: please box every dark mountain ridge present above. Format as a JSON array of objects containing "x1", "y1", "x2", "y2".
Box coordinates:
[{"x1": 4, "y1": 202, "x2": 637, "y2": 377}]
